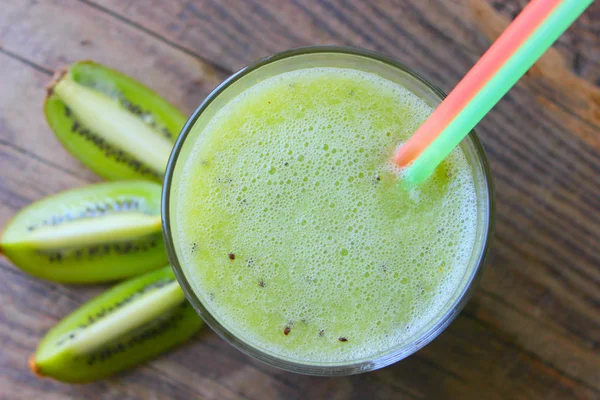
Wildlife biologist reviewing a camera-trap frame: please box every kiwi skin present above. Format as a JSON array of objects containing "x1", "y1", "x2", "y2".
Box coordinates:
[
  {"x1": 30, "y1": 266, "x2": 203, "y2": 383},
  {"x1": 0, "y1": 181, "x2": 168, "y2": 283}
]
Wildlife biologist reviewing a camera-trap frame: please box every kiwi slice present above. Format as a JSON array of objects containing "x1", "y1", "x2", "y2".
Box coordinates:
[
  {"x1": 30, "y1": 266, "x2": 203, "y2": 383},
  {"x1": 0, "y1": 181, "x2": 167, "y2": 283},
  {"x1": 44, "y1": 61, "x2": 187, "y2": 182}
]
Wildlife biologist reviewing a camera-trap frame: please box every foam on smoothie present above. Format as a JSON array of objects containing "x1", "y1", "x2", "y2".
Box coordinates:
[{"x1": 176, "y1": 68, "x2": 478, "y2": 363}]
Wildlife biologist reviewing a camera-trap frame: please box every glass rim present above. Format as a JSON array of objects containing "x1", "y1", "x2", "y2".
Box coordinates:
[{"x1": 162, "y1": 45, "x2": 496, "y2": 376}]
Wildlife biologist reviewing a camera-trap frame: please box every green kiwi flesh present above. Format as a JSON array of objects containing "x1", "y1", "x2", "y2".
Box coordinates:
[
  {"x1": 44, "y1": 61, "x2": 187, "y2": 182},
  {"x1": 0, "y1": 181, "x2": 167, "y2": 283},
  {"x1": 30, "y1": 266, "x2": 203, "y2": 383}
]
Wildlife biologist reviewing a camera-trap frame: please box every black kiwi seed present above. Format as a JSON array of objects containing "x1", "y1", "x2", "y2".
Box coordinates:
[
  {"x1": 26, "y1": 198, "x2": 148, "y2": 232},
  {"x1": 37, "y1": 234, "x2": 162, "y2": 263},
  {"x1": 48, "y1": 253, "x2": 63, "y2": 263},
  {"x1": 81, "y1": 79, "x2": 174, "y2": 141},
  {"x1": 70, "y1": 122, "x2": 159, "y2": 178},
  {"x1": 71, "y1": 279, "x2": 175, "y2": 333},
  {"x1": 160, "y1": 127, "x2": 171, "y2": 139}
]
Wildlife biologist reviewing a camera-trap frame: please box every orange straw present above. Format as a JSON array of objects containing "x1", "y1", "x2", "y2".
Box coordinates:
[{"x1": 394, "y1": 0, "x2": 561, "y2": 167}]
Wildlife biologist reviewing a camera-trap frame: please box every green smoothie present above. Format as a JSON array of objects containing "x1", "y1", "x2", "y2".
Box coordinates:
[{"x1": 175, "y1": 67, "x2": 477, "y2": 363}]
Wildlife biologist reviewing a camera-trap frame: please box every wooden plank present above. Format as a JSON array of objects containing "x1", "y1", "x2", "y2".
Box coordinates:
[
  {"x1": 466, "y1": 0, "x2": 600, "y2": 149},
  {"x1": 0, "y1": 0, "x2": 598, "y2": 399},
  {"x1": 98, "y1": 0, "x2": 599, "y2": 86},
  {"x1": 0, "y1": 51, "x2": 99, "y2": 191},
  {"x1": 467, "y1": 288, "x2": 600, "y2": 391},
  {"x1": 482, "y1": 0, "x2": 600, "y2": 84},
  {"x1": 97, "y1": 0, "x2": 600, "y2": 152},
  {"x1": 0, "y1": 0, "x2": 226, "y2": 114}
]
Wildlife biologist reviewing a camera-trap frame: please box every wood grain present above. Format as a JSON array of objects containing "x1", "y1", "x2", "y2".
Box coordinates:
[{"x1": 1, "y1": 0, "x2": 598, "y2": 399}]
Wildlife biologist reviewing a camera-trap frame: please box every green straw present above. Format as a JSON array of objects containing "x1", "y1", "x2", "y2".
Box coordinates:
[{"x1": 404, "y1": 0, "x2": 593, "y2": 185}]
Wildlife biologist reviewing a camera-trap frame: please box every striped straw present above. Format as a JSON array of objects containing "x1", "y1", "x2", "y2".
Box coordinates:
[{"x1": 396, "y1": 0, "x2": 593, "y2": 185}]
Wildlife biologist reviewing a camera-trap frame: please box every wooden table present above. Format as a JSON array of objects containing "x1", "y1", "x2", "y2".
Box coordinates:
[{"x1": 1, "y1": 1, "x2": 598, "y2": 399}]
